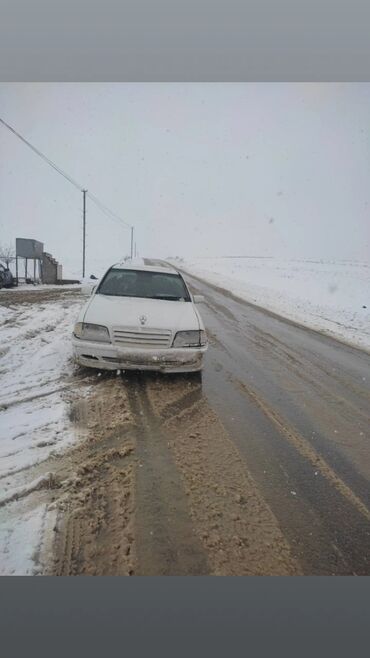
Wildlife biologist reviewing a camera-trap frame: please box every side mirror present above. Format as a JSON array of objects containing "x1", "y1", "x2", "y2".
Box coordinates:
[{"x1": 193, "y1": 294, "x2": 205, "y2": 304}]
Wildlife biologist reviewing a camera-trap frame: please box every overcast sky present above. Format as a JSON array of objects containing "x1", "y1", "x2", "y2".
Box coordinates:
[{"x1": 1, "y1": 83, "x2": 369, "y2": 276}]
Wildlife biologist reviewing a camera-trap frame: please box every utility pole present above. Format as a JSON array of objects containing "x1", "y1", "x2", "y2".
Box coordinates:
[
  {"x1": 0, "y1": 119, "x2": 138, "y2": 279},
  {"x1": 130, "y1": 226, "x2": 134, "y2": 260},
  {"x1": 82, "y1": 189, "x2": 87, "y2": 278}
]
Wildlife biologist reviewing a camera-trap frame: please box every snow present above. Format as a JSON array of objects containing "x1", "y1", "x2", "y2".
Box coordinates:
[
  {"x1": 0, "y1": 288, "x2": 85, "y2": 574},
  {"x1": 0, "y1": 395, "x2": 73, "y2": 478},
  {"x1": 0, "y1": 473, "x2": 57, "y2": 508},
  {"x1": 172, "y1": 257, "x2": 370, "y2": 352},
  {"x1": 0, "y1": 296, "x2": 79, "y2": 405},
  {"x1": 0, "y1": 502, "x2": 51, "y2": 576}
]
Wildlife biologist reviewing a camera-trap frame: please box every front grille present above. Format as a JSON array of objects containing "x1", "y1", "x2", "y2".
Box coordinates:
[{"x1": 112, "y1": 327, "x2": 172, "y2": 348}]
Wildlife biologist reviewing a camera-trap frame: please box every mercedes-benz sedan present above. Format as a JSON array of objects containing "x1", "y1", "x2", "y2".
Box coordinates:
[{"x1": 72, "y1": 261, "x2": 208, "y2": 373}]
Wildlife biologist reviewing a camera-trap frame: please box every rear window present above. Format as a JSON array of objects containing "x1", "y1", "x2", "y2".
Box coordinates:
[{"x1": 97, "y1": 269, "x2": 191, "y2": 301}]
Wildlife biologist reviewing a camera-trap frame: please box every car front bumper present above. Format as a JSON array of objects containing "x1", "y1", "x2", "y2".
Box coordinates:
[{"x1": 72, "y1": 337, "x2": 207, "y2": 373}]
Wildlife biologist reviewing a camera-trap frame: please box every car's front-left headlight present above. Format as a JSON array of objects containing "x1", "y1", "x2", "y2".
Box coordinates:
[
  {"x1": 73, "y1": 322, "x2": 111, "y2": 343},
  {"x1": 172, "y1": 330, "x2": 207, "y2": 348}
]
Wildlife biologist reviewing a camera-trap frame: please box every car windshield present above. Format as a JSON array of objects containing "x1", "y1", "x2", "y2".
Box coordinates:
[{"x1": 97, "y1": 269, "x2": 191, "y2": 301}]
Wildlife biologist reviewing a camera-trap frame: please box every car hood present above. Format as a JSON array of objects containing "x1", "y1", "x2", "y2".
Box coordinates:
[{"x1": 83, "y1": 294, "x2": 201, "y2": 332}]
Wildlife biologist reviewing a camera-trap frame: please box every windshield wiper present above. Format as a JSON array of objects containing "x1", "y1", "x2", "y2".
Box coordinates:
[
  {"x1": 152, "y1": 295, "x2": 183, "y2": 301},
  {"x1": 97, "y1": 292, "x2": 185, "y2": 300}
]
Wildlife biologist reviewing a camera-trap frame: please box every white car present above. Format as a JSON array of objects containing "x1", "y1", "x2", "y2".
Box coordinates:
[{"x1": 72, "y1": 260, "x2": 208, "y2": 373}]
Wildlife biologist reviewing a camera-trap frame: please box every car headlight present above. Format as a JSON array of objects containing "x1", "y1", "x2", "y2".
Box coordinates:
[
  {"x1": 172, "y1": 330, "x2": 207, "y2": 348},
  {"x1": 73, "y1": 322, "x2": 111, "y2": 343}
]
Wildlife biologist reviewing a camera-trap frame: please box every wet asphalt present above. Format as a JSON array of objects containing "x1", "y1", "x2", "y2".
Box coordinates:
[{"x1": 181, "y1": 270, "x2": 370, "y2": 575}]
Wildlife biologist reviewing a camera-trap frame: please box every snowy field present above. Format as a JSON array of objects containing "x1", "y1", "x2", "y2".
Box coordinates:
[
  {"x1": 0, "y1": 288, "x2": 85, "y2": 574},
  {"x1": 172, "y1": 257, "x2": 370, "y2": 352}
]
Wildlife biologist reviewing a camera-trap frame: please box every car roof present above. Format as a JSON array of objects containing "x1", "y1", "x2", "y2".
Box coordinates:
[{"x1": 111, "y1": 258, "x2": 180, "y2": 275}]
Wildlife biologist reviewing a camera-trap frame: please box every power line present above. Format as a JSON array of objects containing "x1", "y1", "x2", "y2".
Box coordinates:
[
  {"x1": 0, "y1": 116, "x2": 133, "y2": 231},
  {"x1": 0, "y1": 117, "x2": 83, "y2": 192},
  {"x1": 87, "y1": 192, "x2": 132, "y2": 230},
  {"x1": 0, "y1": 116, "x2": 136, "y2": 270}
]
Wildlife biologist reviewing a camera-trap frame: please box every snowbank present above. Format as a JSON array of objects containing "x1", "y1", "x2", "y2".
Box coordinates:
[
  {"x1": 0, "y1": 290, "x2": 85, "y2": 574},
  {"x1": 0, "y1": 502, "x2": 51, "y2": 575},
  {"x1": 0, "y1": 296, "x2": 82, "y2": 475}
]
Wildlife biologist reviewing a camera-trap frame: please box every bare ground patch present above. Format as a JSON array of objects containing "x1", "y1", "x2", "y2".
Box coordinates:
[
  {"x1": 0, "y1": 287, "x2": 81, "y2": 308},
  {"x1": 47, "y1": 376, "x2": 137, "y2": 575}
]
